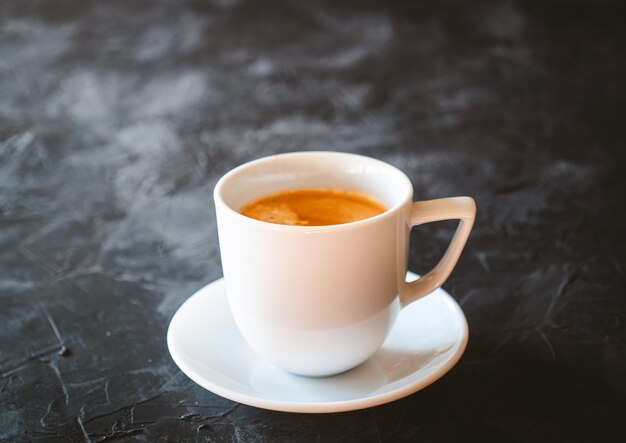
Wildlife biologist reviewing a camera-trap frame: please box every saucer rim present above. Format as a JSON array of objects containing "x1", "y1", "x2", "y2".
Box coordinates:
[{"x1": 167, "y1": 275, "x2": 468, "y2": 414}]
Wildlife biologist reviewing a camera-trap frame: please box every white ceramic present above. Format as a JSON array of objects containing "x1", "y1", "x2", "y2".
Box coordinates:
[
  {"x1": 167, "y1": 273, "x2": 468, "y2": 413},
  {"x1": 214, "y1": 151, "x2": 475, "y2": 376}
]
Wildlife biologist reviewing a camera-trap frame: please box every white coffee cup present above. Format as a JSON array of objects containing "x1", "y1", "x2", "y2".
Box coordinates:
[{"x1": 214, "y1": 151, "x2": 475, "y2": 377}]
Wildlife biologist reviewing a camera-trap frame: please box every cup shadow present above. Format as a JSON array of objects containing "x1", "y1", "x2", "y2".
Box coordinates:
[
  {"x1": 370, "y1": 342, "x2": 455, "y2": 384},
  {"x1": 247, "y1": 342, "x2": 455, "y2": 403}
]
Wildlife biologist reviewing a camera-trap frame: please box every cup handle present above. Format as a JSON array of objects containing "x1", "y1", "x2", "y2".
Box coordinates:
[{"x1": 400, "y1": 197, "x2": 476, "y2": 306}]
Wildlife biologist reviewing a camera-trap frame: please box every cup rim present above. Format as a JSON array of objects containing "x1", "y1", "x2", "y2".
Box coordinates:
[{"x1": 213, "y1": 151, "x2": 413, "y2": 232}]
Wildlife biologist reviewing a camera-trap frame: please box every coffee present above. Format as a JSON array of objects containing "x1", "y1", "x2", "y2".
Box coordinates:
[{"x1": 240, "y1": 188, "x2": 388, "y2": 226}]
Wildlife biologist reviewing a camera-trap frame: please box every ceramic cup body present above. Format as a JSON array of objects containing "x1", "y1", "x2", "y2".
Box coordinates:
[{"x1": 214, "y1": 152, "x2": 475, "y2": 377}]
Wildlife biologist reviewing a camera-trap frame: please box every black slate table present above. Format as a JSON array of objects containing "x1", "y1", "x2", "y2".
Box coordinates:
[{"x1": 1, "y1": 0, "x2": 625, "y2": 441}]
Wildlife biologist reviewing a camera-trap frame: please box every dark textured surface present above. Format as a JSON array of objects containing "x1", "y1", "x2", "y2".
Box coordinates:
[{"x1": 1, "y1": 0, "x2": 625, "y2": 441}]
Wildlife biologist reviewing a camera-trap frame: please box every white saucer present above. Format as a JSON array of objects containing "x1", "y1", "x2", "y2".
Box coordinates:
[{"x1": 167, "y1": 272, "x2": 468, "y2": 413}]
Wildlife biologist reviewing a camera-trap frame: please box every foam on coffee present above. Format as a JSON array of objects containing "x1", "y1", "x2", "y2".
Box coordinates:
[{"x1": 240, "y1": 188, "x2": 388, "y2": 226}]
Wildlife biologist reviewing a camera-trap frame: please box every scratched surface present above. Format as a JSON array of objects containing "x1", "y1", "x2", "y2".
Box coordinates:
[{"x1": 1, "y1": 0, "x2": 625, "y2": 441}]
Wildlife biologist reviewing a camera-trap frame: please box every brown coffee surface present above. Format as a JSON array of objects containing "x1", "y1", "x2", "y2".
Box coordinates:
[{"x1": 240, "y1": 188, "x2": 388, "y2": 226}]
